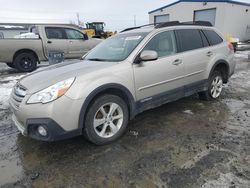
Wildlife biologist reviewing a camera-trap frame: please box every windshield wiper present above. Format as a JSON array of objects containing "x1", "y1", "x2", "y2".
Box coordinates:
[{"x1": 86, "y1": 58, "x2": 109, "y2": 61}]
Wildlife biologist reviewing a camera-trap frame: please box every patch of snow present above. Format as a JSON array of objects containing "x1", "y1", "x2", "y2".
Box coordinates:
[
  {"x1": 0, "y1": 25, "x2": 24, "y2": 29},
  {"x1": 0, "y1": 75, "x2": 24, "y2": 110},
  {"x1": 229, "y1": 70, "x2": 250, "y2": 89},
  {"x1": 234, "y1": 51, "x2": 250, "y2": 59},
  {"x1": 1, "y1": 75, "x2": 25, "y2": 82},
  {"x1": 14, "y1": 33, "x2": 39, "y2": 39},
  {"x1": 202, "y1": 173, "x2": 250, "y2": 188},
  {"x1": 129, "y1": 130, "x2": 139, "y2": 137},
  {"x1": 183, "y1": 110, "x2": 194, "y2": 115},
  {"x1": 222, "y1": 99, "x2": 246, "y2": 114}
]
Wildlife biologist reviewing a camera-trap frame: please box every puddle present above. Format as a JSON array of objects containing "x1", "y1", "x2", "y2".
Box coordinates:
[{"x1": 0, "y1": 157, "x2": 24, "y2": 185}]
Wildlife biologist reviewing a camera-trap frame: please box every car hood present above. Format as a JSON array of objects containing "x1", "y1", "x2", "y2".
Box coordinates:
[{"x1": 19, "y1": 60, "x2": 115, "y2": 94}]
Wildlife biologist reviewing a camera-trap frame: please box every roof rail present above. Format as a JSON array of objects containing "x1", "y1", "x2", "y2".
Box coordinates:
[
  {"x1": 121, "y1": 21, "x2": 212, "y2": 33},
  {"x1": 181, "y1": 21, "x2": 213, "y2": 27},
  {"x1": 155, "y1": 21, "x2": 181, "y2": 28},
  {"x1": 120, "y1": 24, "x2": 155, "y2": 33},
  {"x1": 156, "y1": 21, "x2": 213, "y2": 28}
]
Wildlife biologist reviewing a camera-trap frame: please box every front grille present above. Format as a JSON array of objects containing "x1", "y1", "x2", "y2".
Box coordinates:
[{"x1": 10, "y1": 83, "x2": 27, "y2": 108}]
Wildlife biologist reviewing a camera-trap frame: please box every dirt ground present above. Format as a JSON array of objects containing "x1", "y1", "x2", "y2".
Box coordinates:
[{"x1": 0, "y1": 52, "x2": 250, "y2": 188}]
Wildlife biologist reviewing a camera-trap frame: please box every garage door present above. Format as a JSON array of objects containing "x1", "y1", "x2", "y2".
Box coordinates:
[
  {"x1": 154, "y1": 14, "x2": 170, "y2": 24},
  {"x1": 194, "y1": 8, "x2": 216, "y2": 26}
]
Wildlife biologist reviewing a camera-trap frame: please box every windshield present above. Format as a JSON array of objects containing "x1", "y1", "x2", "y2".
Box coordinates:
[{"x1": 85, "y1": 32, "x2": 148, "y2": 62}]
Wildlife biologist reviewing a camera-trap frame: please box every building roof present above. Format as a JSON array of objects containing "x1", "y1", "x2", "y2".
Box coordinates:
[{"x1": 149, "y1": 0, "x2": 250, "y2": 14}]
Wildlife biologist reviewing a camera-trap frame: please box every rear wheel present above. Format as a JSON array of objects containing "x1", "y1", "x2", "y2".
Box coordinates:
[
  {"x1": 13, "y1": 52, "x2": 37, "y2": 72},
  {"x1": 83, "y1": 94, "x2": 129, "y2": 145},
  {"x1": 199, "y1": 71, "x2": 223, "y2": 100}
]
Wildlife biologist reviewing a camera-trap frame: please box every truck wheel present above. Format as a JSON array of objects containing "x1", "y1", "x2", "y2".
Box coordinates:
[
  {"x1": 199, "y1": 70, "x2": 223, "y2": 101},
  {"x1": 13, "y1": 53, "x2": 37, "y2": 72},
  {"x1": 6, "y1": 63, "x2": 15, "y2": 68},
  {"x1": 83, "y1": 94, "x2": 129, "y2": 145}
]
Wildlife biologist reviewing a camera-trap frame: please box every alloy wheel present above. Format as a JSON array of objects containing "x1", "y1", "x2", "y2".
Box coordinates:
[
  {"x1": 93, "y1": 102, "x2": 124, "y2": 138},
  {"x1": 211, "y1": 76, "x2": 223, "y2": 98}
]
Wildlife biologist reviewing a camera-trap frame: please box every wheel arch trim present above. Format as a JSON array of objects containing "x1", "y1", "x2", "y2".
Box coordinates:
[
  {"x1": 208, "y1": 59, "x2": 230, "y2": 82},
  {"x1": 78, "y1": 83, "x2": 136, "y2": 130},
  {"x1": 13, "y1": 49, "x2": 39, "y2": 62}
]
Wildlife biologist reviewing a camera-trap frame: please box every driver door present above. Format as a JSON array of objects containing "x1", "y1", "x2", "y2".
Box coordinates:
[{"x1": 133, "y1": 30, "x2": 186, "y2": 103}]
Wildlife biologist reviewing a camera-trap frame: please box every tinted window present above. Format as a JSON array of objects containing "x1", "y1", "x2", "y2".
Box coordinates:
[
  {"x1": 143, "y1": 30, "x2": 177, "y2": 58},
  {"x1": 45, "y1": 27, "x2": 67, "y2": 39},
  {"x1": 203, "y1": 30, "x2": 223, "y2": 45},
  {"x1": 65, "y1": 29, "x2": 84, "y2": 40},
  {"x1": 176, "y1": 29, "x2": 203, "y2": 52},
  {"x1": 200, "y1": 30, "x2": 209, "y2": 47}
]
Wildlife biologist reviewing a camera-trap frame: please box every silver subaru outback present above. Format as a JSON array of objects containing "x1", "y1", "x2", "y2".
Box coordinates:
[{"x1": 10, "y1": 21, "x2": 236, "y2": 145}]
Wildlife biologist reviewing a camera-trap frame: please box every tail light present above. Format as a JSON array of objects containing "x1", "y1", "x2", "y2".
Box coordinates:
[{"x1": 228, "y1": 42, "x2": 235, "y2": 52}]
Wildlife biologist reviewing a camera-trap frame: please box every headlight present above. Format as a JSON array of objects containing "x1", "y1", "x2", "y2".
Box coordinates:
[{"x1": 27, "y1": 77, "x2": 75, "y2": 104}]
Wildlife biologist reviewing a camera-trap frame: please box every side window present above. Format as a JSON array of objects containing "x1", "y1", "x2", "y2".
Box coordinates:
[
  {"x1": 200, "y1": 30, "x2": 209, "y2": 47},
  {"x1": 203, "y1": 30, "x2": 223, "y2": 45},
  {"x1": 45, "y1": 27, "x2": 66, "y2": 39},
  {"x1": 176, "y1": 29, "x2": 203, "y2": 52},
  {"x1": 143, "y1": 30, "x2": 177, "y2": 58},
  {"x1": 65, "y1": 29, "x2": 84, "y2": 40}
]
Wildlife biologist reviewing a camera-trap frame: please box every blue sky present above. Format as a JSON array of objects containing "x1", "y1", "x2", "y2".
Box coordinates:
[{"x1": 0, "y1": 0, "x2": 249, "y2": 31}]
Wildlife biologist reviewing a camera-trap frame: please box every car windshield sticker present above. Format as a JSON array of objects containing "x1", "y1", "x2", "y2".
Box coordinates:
[{"x1": 125, "y1": 36, "x2": 142, "y2": 41}]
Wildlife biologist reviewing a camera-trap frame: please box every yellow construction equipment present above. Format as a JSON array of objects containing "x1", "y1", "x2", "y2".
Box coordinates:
[{"x1": 82, "y1": 22, "x2": 113, "y2": 39}]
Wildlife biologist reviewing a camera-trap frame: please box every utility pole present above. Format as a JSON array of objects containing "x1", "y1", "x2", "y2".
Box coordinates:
[
  {"x1": 134, "y1": 15, "x2": 136, "y2": 27},
  {"x1": 76, "y1": 12, "x2": 80, "y2": 26}
]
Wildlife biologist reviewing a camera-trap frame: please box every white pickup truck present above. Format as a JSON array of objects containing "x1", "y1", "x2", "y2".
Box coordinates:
[{"x1": 0, "y1": 24, "x2": 102, "y2": 72}]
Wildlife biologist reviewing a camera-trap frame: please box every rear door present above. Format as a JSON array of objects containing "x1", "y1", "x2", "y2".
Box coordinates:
[
  {"x1": 133, "y1": 30, "x2": 185, "y2": 103},
  {"x1": 175, "y1": 29, "x2": 210, "y2": 95},
  {"x1": 44, "y1": 27, "x2": 69, "y2": 58},
  {"x1": 64, "y1": 28, "x2": 90, "y2": 58}
]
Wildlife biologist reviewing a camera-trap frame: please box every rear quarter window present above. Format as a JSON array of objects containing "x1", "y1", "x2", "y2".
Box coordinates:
[
  {"x1": 203, "y1": 30, "x2": 223, "y2": 45},
  {"x1": 176, "y1": 29, "x2": 203, "y2": 52}
]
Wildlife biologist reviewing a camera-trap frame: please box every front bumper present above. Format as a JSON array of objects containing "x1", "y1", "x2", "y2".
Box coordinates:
[
  {"x1": 11, "y1": 114, "x2": 81, "y2": 141},
  {"x1": 10, "y1": 94, "x2": 84, "y2": 141}
]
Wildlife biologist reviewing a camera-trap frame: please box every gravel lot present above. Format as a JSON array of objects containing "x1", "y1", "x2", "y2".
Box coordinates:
[{"x1": 0, "y1": 53, "x2": 250, "y2": 188}]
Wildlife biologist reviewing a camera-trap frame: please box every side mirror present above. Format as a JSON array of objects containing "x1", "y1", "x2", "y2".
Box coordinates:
[{"x1": 134, "y1": 50, "x2": 158, "y2": 64}]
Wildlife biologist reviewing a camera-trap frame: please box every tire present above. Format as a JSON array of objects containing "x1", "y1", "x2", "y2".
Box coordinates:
[
  {"x1": 83, "y1": 94, "x2": 129, "y2": 145},
  {"x1": 6, "y1": 63, "x2": 15, "y2": 68},
  {"x1": 13, "y1": 52, "x2": 37, "y2": 72},
  {"x1": 199, "y1": 70, "x2": 224, "y2": 101}
]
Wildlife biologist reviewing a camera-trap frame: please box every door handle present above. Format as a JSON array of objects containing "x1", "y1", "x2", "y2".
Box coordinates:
[
  {"x1": 207, "y1": 51, "x2": 213, "y2": 57},
  {"x1": 172, "y1": 59, "x2": 182, "y2": 66},
  {"x1": 69, "y1": 41, "x2": 73, "y2": 44},
  {"x1": 47, "y1": 40, "x2": 52, "y2": 44}
]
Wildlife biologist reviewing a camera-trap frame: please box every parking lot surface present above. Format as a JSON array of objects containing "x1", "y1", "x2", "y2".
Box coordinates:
[{"x1": 0, "y1": 53, "x2": 250, "y2": 188}]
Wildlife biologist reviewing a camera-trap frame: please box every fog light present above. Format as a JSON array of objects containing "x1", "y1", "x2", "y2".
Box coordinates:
[{"x1": 38, "y1": 126, "x2": 47, "y2": 136}]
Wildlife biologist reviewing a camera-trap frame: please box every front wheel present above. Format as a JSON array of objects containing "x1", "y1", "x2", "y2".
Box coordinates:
[
  {"x1": 199, "y1": 71, "x2": 224, "y2": 100},
  {"x1": 83, "y1": 95, "x2": 129, "y2": 145}
]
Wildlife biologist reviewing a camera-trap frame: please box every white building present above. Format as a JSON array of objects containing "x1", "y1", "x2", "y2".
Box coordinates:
[{"x1": 149, "y1": 0, "x2": 250, "y2": 41}]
